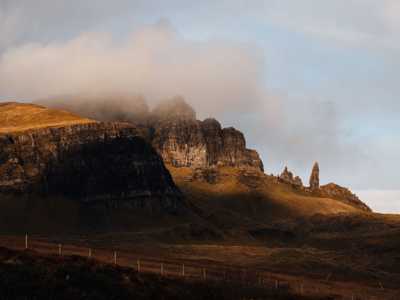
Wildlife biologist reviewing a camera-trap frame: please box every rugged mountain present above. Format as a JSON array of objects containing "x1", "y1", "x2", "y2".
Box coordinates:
[
  {"x1": 33, "y1": 96, "x2": 370, "y2": 217},
  {"x1": 0, "y1": 103, "x2": 183, "y2": 214}
]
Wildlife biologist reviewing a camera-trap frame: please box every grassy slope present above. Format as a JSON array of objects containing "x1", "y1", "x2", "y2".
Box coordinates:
[
  {"x1": 0, "y1": 102, "x2": 94, "y2": 133},
  {"x1": 168, "y1": 166, "x2": 363, "y2": 227}
]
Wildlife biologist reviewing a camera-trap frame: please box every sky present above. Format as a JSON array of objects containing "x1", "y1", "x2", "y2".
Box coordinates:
[{"x1": 0, "y1": 0, "x2": 399, "y2": 212}]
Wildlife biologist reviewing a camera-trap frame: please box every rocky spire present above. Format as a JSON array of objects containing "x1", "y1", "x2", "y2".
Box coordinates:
[
  {"x1": 279, "y1": 166, "x2": 303, "y2": 188},
  {"x1": 309, "y1": 162, "x2": 320, "y2": 190},
  {"x1": 280, "y1": 166, "x2": 294, "y2": 182}
]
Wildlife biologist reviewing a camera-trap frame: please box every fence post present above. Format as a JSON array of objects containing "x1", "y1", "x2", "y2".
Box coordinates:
[
  {"x1": 203, "y1": 268, "x2": 206, "y2": 280},
  {"x1": 275, "y1": 280, "x2": 279, "y2": 289},
  {"x1": 25, "y1": 234, "x2": 28, "y2": 250},
  {"x1": 114, "y1": 251, "x2": 117, "y2": 265},
  {"x1": 161, "y1": 263, "x2": 164, "y2": 276},
  {"x1": 137, "y1": 259, "x2": 141, "y2": 273},
  {"x1": 182, "y1": 264, "x2": 185, "y2": 277},
  {"x1": 88, "y1": 248, "x2": 92, "y2": 258},
  {"x1": 58, "y1": 244, "x2": 62, "y2": 256}
]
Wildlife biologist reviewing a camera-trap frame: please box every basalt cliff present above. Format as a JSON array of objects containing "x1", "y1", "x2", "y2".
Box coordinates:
[{"x1": 0, "y1": 103, "x2": 182, "y2": 214}]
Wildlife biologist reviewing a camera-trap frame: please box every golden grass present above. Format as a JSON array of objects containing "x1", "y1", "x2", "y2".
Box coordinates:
[
  {"x1": 0, "y1": 102, "x2": 95, "y2": 133},
  {"x1": 167, "y1": 165, "x2": 362, "y2": 221}
]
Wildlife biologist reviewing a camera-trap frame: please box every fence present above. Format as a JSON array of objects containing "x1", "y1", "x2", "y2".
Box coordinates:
[{"x1": 0, "y1": 234, "x2": 396, "y2": 300}]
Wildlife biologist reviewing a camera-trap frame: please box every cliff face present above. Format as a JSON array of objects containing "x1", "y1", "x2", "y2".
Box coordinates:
[
  {"x1": 0, "y1": 118, "x2": 183, "y2": 213},
  {"x1": 149, "y1": 98, "x2": 264, "y2": 172}
]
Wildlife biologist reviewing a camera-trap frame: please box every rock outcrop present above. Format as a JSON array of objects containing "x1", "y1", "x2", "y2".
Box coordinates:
[
  {"x1": 149, "y1": 97, "x2": 264, "y2": 172},
  {"x1": 278, "y1": 167, "x2": 303, "y2": 188},
  {"x1": 0, "y1": 103, "x2": 183, "y2": 213},
  {"x1": 320, "y1": 183, "x2": 371, "y2": 212},
  {"x1": 309, "y1": 162, "x2": 320, "y2": 191}
]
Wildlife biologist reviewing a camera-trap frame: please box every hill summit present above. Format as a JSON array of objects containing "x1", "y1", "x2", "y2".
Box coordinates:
[{"x1": 0, "y1": 102, "x2": 94, "y2": 133}]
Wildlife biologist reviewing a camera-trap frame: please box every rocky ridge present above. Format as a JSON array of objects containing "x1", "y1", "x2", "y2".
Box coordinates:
[
  {"x1": 320, "y1": 183, "x2": 371, "y2": 212},
  {"x1": 35, "y1": 96, "x2": 370, "y2": 213},
  {"x1": 276, "y1": 163, "x2": 371, "y2": 212}
]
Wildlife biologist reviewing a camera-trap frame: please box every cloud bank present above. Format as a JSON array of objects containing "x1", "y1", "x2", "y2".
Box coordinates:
[{"x1": 0, "y1": 20, "x2": 265, "y2": 118}]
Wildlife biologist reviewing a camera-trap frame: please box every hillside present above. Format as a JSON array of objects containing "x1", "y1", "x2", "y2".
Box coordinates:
[{"x1": 168, "y1": 166, "x2": 365, "y2": 230}]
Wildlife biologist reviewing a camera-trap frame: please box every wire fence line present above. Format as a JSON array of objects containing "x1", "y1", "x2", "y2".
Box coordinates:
[{"x1": 0, "y1": 234, "x2": 395, "y2": 300}]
